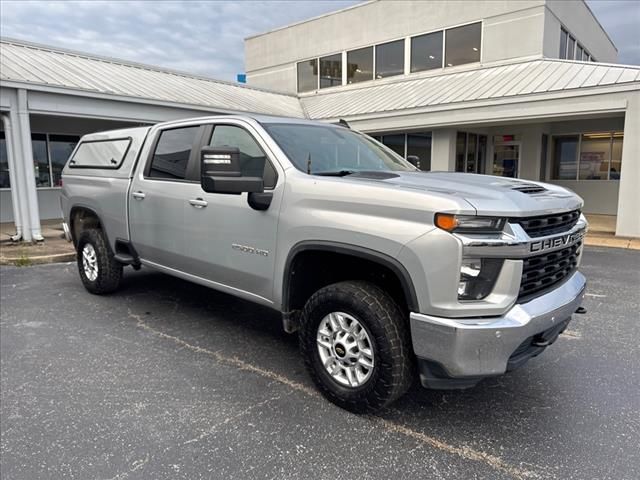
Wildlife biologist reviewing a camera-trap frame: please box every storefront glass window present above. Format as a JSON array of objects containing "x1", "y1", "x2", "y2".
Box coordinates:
[
  {"x1": 411, "y1": 31, "x2": 443, "y2": 73},
  {"x1": 455, "y1": 132, "x2": 466, "y2": 171},
  {"x1": 611, "y1": 133, "x2": 623, "y2": 179},
  {"x1": 381, "y1": 134, "x2": 405, "y2": 157},
  {"x1": 466, "y1": 133, "x2": 477, "y2": 173},
  {"x1": 375, "y1": 40, "x2": 404, "y2": 79},
  {"x1": 579, "y1": 133, "x2": 610, "y2": 180},
  {"x1": 32, "y1": 133, "x2": 50, "y2": 187},
  {"x1": 319, "y1": 54, "x2": 342, "y2": 89},
  {"x1": 49, "y1": 135, "x2": 79, "y2": 187},
  {"x1": 553, "y1": 132, "x2": 623, "y2": 181},
  {"x1": 0, "y1": 132, "x2": 9, "y2": 188},
  {"x1": 407, "y1": 133, "x2": 432, "y2": 171},
  {"x1": 347, "y1": 47, "x2": 373, "y2": 84},
  {"x1": 552, "y1": 136, "x2": 578, "y2": 180},
  {"x1": 445, "y1": 22, "x2": 481, "y2": 67}
]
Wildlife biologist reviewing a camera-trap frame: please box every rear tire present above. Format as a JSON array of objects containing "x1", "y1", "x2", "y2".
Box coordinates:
[
  {"x1": 299, "y1": 281, "x2": 413, "y2": 413},
  {"x1": 76, "y1": 228, "x2": 123, "y2": 294}
]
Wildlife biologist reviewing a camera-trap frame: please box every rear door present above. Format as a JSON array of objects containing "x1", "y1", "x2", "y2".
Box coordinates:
[
  {"x1": 180, "y1": 120, "x2": 284, "y2": 304},
  {"x1": 129, "y1": 123, "x2": 204, "y2": 269}
]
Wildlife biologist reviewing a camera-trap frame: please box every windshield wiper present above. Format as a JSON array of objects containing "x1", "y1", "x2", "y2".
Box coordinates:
[{"x1": 314, "y1": 170, "x2": 356, "y2": 177}]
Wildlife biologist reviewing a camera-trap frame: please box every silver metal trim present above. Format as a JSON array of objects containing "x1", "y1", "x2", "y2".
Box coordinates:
[
  {"x1": 409, "y1": 271, "x2": 586, "y2": 378},
  {"x1": 62, "y1": 222, "x2": 72, "y2": 242},
  {"x1": 458, "y1": 215, "x2": 587, "y2": 258}
]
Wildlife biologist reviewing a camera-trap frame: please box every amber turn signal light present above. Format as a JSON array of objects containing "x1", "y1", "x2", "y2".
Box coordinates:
[{"x1": 434, "y1": 213, "x2": 459, "y2": 231}]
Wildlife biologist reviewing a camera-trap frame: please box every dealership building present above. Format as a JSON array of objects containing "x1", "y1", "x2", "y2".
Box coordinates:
[{"x1": 1, "y1": 0, "x2": 639, "y2": 240}]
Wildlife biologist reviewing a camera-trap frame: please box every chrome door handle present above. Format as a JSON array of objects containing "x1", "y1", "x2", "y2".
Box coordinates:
[
  {"x1": 132, "y1": 191, "x2": 146, "y2": 200},
  {"x1": 189, "y1": 198, "x2": 208, "y2": 208}
]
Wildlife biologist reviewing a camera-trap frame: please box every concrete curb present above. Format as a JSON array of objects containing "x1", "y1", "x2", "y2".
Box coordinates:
[
  {"x1": 584, "y1": 235, "x2": 640, "y2": 250},
  {"x1": 0, "y1": 252, "x2": 76, "y2": 266}
]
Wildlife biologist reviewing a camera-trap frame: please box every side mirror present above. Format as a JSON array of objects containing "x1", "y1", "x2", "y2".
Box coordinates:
[
  {"x1": 407, "y1": 155, "x2": 421, "y2": 169},
  {"x1": 201, "y1": 146, "x2": 264, "y2": 194}
]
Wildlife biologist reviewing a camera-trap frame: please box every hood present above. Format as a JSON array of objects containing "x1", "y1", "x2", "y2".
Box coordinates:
[{"x1": 344, "y1": 171, "x2": 583, "y2": 217}]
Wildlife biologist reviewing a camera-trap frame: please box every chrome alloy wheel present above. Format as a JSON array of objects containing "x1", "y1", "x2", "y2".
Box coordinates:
[
  {"x1": 82, "y1": 243, "x2": 98, "y2": 281},
  {"x1": 316, "y1": 312, "x2": 374, "y2": 388}
]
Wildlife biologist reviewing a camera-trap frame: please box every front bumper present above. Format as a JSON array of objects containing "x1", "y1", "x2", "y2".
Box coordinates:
[{"x1": 410, "y1": 270, "x2": 586, "y2": 383}]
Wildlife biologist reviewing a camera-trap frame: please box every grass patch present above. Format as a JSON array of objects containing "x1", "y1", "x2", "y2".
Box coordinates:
[{"x1": 13, "y1": 250, "x2": 32, "y2": 267}]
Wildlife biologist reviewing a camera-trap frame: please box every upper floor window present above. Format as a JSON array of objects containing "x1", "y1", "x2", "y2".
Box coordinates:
[
  {"x1": 148, "y1": 126, "x2": 199, "y2": 180},
  {"x1": 297, "y1": 58, "x2": 318, "y2": 93},
  {"x1": 319, "y1": 54, "x2": 342, "y2": 89},
  {"x1": 375, "y1": 40, "x2": 404, "y2": 79},
  {"x1": 566, "y1": 36, "x2": 575, "y2": 60},
  {"x1": 445, "y1": 22, "x2": 481, "y2": 67},
  {"x1": 560, "y1": 28, "x2": 568, "y2": 58},
  {"x1": 411, "y1": 30, "x2": 443, "y2": 73},
  {"x1": 347, "y1": 46, "x2": 373, "y2": 84}
]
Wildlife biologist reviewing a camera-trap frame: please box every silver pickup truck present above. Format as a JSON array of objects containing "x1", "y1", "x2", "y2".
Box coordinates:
[{"x1": 61, "y1": 114, "x2": 587, "y2": 412}]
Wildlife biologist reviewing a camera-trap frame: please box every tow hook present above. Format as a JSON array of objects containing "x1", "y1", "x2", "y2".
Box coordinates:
[{"x1": 575, "y1": 307, "x2": 587, "y2": 314}]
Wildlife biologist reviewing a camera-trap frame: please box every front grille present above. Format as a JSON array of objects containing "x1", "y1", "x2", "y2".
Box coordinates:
[
  {"x1": 518, "y1": 242, "x2": 581, "y2": 302},
  {"x1": 511, "y1": 210, "x2": 581, "y2": 238}
]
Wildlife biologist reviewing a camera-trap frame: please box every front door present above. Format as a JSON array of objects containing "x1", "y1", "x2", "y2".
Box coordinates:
[
  {"x1": 493, "y1": 142, "x2": 520, "y2": 178},
  {"x1": 180, "y1": 121, "x2": 283, "y2": 304}
]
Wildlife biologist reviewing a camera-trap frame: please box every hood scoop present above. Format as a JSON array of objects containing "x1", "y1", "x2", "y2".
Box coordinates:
[{"x1": 511, "y1": 183, "x2": 548, "y2": 194}]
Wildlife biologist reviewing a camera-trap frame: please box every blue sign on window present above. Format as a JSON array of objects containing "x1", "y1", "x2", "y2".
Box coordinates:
[{"x1": 237, "y1": 73, "x2": 247, "y2": 83}]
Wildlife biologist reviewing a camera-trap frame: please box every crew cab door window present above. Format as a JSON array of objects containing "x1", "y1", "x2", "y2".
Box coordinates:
[
  {"x1": 208, "y1": 125, "x2": 277, "y2": 188},
  {"x1": 148, "y1": 126, "x2": 200, "y2": 180}
]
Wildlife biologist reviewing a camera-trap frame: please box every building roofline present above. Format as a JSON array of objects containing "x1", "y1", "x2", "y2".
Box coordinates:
[
  {"x1": 297, "y1": 57, "x2": 640, "y2": 100},
  {"x1": 244, "y1": 0, "x2": 373, "y2": 40},
  {"x1": 543, "y1": 1, "x2": 617, "y2": 53},
  {"x1": 578, "y1": 0, "x2": 618, "y2": 53},
  {"x1": 0, "y1": 36, "x2": 298, "y2": 98}
]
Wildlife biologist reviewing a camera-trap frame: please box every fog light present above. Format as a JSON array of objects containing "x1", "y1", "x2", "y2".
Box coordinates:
[{"x1": 458, "y1": 258, "x2": 504, "y2": 300}]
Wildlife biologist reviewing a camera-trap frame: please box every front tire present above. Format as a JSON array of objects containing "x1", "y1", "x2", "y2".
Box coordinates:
[
  {"x1": 299, "y1": 281, "x2": 413, "y2": 413},
  {"x1": 76, "y1": 229, "x2": 123, "y2": 294}
]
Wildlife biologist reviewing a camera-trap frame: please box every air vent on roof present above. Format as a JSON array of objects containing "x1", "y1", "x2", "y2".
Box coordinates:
[{"x1": 512, "y1": 184, "x2": 548, "y2": 194}]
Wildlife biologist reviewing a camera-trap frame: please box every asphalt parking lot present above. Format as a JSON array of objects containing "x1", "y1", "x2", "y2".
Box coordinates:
[{"x1": 1, "y1": 246, "x2": 639, "y2": 480}]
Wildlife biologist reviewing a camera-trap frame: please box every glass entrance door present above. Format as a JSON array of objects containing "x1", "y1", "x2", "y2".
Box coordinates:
[{"x1": 493, "y1": 143, "x2": 520, "y2": 178}]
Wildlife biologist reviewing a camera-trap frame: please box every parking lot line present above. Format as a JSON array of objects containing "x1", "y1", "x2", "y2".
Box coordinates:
[{"x1": 128, "y1": 308, "x2": 548, "y2": 480}]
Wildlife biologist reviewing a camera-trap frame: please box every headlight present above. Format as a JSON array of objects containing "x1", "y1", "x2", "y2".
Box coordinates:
[
  {"x1": 435, "y1": 213, "x2": 505, "y2": 233},
  {"x1": 458, "y1": 258, "x2": 504, "y2": 300}
]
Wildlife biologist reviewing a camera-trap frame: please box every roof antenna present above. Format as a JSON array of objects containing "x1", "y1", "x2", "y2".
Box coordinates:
[
  {"x1": 307, "y1": 152, "x2": 312, "y2": 174},
  {"x1": 338, "y1": 118, "x2": 351, "y2": 129}
]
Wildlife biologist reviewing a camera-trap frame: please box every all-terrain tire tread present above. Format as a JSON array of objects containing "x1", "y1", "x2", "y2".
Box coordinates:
[
  {"x1": 299, "y1": 280, "x2": 413, "y2": 413},
  {"x1": 77, "y1": 228, "x2": 123, "y2": 294}
]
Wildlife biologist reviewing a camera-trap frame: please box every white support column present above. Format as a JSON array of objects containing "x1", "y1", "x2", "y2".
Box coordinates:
[
  {"x1": 1, "y1": 113, "x2": 25, "y2": 240},
  {"x1": 7, "y1": 93, "x2": 33, "y2": 241},
  {"x1": 16, "y1": 89, "x2": 43, "y2": 241},
  {"x1": 615, "y1": 92, "x2": 640, "y2": 238},
  {"x1": 431, "y1": 129, "x2": 457, "y2": 171}
]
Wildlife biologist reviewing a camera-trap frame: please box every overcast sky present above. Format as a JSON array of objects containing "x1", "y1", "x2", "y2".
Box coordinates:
[{"x1": 1, "y1": 0, "x2": 638, "y2": 82}]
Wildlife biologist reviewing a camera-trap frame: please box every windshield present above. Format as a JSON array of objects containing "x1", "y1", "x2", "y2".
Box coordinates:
[{"x1": 262, "y1": 123, "x2": 416, "y2": 175}]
